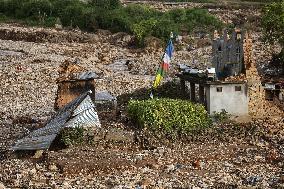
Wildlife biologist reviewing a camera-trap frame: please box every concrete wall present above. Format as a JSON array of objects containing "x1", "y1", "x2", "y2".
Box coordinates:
[{"x1": 205, "y1": 83, "x2": 248, "y2": 115}]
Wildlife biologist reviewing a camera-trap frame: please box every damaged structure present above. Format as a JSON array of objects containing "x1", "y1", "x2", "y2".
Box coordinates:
[
  {"x1": 212, "y1": 29, "x2": 245, "y2": 79},
  {"x1": 55, "y1": 60, "x2": 117, "y2": 115},
  {"x1": 178, "y1": 30, "x2": 283, "y2": 116},
  {"x1": 55, "y1": 60, "x2": 99, "y2": 110},
  {"x1": 178, "y1": 74, "x2": 248, "y2": 115},
  {"x1": 12, "y1": 59, "x2": 121, "y2": 150},
  {"x1": 12, "y1": 91, "x2": 101, "y2": 150}
]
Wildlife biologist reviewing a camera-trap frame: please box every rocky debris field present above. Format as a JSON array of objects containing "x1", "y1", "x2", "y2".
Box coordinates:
[
  {"x1": 0, "y1": 23, "x2": 215, "y2": 121},
  {"x1": 122, "y1": 0, "x2": 263, "y2": 27},
  {"x1": 0, "y1": 23, "x2": 278, "y2": 121},
  {"x1": 0, "y1": 117, "x2": 283, "y2": 188},
  {"x1": 0, "y1": 2, "x2": 283, "y2": 187}
]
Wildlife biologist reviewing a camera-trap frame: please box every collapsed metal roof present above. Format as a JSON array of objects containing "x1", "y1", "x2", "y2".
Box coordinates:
[
  {"x1": 95, "y1": 91, "x2": 116, "y2": 101},
  {"x1": 76, "y1": 71, "x2": 100, "y2": 80},
  {"x1": 11, "y1": 91, "x2": 100, "y2": 151}
]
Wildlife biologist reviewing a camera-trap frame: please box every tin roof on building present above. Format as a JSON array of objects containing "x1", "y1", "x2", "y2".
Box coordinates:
[
  {"x1": 177, "y1": 73, "x2": 246, "y2": 85},
  {"x1": 95, "y1": 91, "x2": 116, "y2": 101},
  {"x1": 11, "y1": 91, "x2": 100, "y2": 151},
  {"x1": 76, "y1": 71, "x2": 100, "y2": 80}
]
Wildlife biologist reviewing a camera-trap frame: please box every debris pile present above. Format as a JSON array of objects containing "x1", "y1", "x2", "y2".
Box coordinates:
[
  {"x1": 12, "y1": 91, "x2": 100, "y2": 151},
  {"x1": 0, "y1": 2, "x2": 283, "y2": 186},
  {"x1": 0, "y1": 116, "x2": 283, "y2": 188},
  {"x1": 0, "y1": 25, "x2": 97, "y2": 43}
]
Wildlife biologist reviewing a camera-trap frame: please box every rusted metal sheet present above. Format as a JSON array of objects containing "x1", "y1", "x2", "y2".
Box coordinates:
[
  {"x1": 55, "y1": 79, "x2": 96, "y2": 110},
  {"x1": 11, "y1": 91, "x2": 100, "y2": 151}
]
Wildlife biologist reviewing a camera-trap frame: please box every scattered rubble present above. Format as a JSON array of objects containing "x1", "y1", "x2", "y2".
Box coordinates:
[{"x1": 0, "y1": 1, "x2": 283, "y2": 187}]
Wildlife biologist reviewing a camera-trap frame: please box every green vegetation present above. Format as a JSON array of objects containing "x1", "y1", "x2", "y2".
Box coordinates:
[
  {"x1": 261, "y1": 1, "x2": 284, "y2": 73},
  {"x1": 240, "y1": 0, "x2": 280, "y2": 2},
  {"x1": 127, "y1": 98, "x2": 211, "y2": 137},
  {"x1": 60, "y1": 126, "x2": 94, "y2": 146},
  {"x1": 211, "y1": 109, "x2": 230, "y2": 123},
  {"x1": 261, "y1": 1, "x2": 284, "y2": 47},
  {"x1": 60, "y1": 127, "x2": 85, "y2": 146},
  {"x1": 0, "y1": 0, "x2": 223, "y2": 45},
  {"x1": 127, "y1": 0, "x2": 216, "y2": 2}
]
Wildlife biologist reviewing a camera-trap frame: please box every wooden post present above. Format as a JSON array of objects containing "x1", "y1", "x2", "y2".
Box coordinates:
[
  {"x1": 199, "y1": 85, "x2": 205, "y2": 104},
  {"x1": 190, "y1": 82, "x2": 196, "y2": 102},
  {"x1": 181, "y1": 78, "x2": 186, "y2": 96}
]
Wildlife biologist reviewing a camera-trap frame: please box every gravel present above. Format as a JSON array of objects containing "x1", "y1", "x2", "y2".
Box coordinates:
[{"x1": 0, "y1": 3, "x2": 283, "y2": 187}]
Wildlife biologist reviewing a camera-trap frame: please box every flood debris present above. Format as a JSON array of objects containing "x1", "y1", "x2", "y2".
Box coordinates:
[
  {"x1": 11, "y1": 91, "x2": 100, "y2": 151},
  {"x1": 0, "y1": 1, "x2": 283, "y2": 187},
  {"x1": 55, "y1": 60, "x2": 100, "y2": 110},
  {"x1": 178, "y1": 30, "x2": 283, "y2": 117}
]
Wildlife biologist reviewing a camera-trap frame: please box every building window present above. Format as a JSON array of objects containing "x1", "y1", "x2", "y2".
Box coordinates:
[
  {"x1": 235, "y1": 86, "x2": 242, "y2": 91},
  {"x1": 236, "y1": 47, "x2": 241, "y2": 53},
  {"x1": 217, "y1": 87, "x2": 222, "y2": 92},
  {"x1": 237, "y1": 33, "x2": 241, "y2": 40}
]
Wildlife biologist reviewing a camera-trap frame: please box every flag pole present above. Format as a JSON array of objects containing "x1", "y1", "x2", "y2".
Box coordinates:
[{"x1": 150, "y1": 32, "x2": 174, "y2": 99}]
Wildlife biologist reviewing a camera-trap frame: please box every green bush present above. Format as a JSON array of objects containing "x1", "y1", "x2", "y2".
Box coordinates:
[
  {"x1": 0, "y1": 0, "x2": 223, "y2": 45},
  {"x1": 131, "y1": 18, "x2": 158, "y2": 45},
  {"x1": 60, "y1": 4, "x2": 88, "y2": 28},
  {"x1": 127, "y1": 98, "x2": 211, "y2": 135},
  {"x1": 60, "y1": 127, "x2": 85, "y2": 146},
  {"x1": 20, "y1": 0, "x2": 53, "y2": 18},
  {"x1": 90, "y1": 0, "x2": 121, "y2": 10},
  {"x1": 43, "y1": 16, "x2": 57, "y2": 27},
  {"x1": 211, "y1": 109, "x2": 230, "y2": 123},
  {"x1": 97, "y1": 8, "x2": 132, "y2": 33},
  {"x1": 60, "y1": 126, "x2": 95, "y2": 146}
]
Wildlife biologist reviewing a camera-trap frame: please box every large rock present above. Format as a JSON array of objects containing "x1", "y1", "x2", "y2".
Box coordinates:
[{"x1": 0, "y1": 182, "x2": 6, "y2": 189}]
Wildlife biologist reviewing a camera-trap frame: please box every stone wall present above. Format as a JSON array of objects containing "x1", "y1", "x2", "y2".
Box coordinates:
[
  {"x1": 243, "y1": 32, "x2": 283, "y2": 117},
  {"x1": 212, "y1": 29, "x2": 244, "y2": 79}
]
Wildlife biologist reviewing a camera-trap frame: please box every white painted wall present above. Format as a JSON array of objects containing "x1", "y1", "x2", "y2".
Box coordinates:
[{"x1": 206, "y1": 83, "x2": 248, "y2": 115}]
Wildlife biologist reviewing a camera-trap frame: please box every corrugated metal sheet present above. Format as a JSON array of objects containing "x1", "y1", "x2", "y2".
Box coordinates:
[
  {"x1": 73, "y1": 95, "x2": 95, "y2": 116},
  {"x1": 65, "y1": 108, "x2": 101, "y2": 128},
  {"x1": 11, "y1": 134, "x2": 57, "y2": 150},
  {"x1": 95, "y1": 91, "x2": 116, "y2": 101},
  {"x1": 66, "y1": 94, "x2": 101, "y2": 128},
  {"x1": 76, "y1": 71, "x2": 99, "y2": 80},
  {"x1": 11, "y1": 91, "x2": 100, "y2": 151}
]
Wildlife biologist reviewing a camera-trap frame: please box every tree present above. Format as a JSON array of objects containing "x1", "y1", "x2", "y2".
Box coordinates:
[
  {"x1": 131, "y1": 18, "x2": 157, "y2": 46},
  {"x1": 261, "y1": 1, "x2": 284, "y2": 74},
  {"x1": 91, "y1": 0, "x2": 121, "y2": 10}
]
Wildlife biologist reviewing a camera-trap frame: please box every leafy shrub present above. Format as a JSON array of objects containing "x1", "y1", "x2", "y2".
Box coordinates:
[
  {"x1": 60, "y1": 4, "x2": 88, "y2": 28},
  {"x1": 0, "y1": 14, "x2": 8, "y2": 22},
  {"x1": 261, "y1": 1, "x2": 284, "y2": 74},
  {"x1": 131, "y1": 18, "x2": 157, "y2": 45},
  {"x1": 60, "y1": 127, "x2": 85, "y2": 146},
  {"x1": 0, "y1": 0, "x2": 223, "y2": 45},
  {"x1": 60, "y1": 126, "x2": 95, "y2": 146},
  {"x1": 43, "y1": 16, "x2": 57, "y2": 27},
  {"x1": 127, "y1": 98, "x2": 211, "y2": 136},
  {"x1": 51, "y1": 0, "x2": 81, "y2": 16},
  {"x1": 0, "y1": 0, "x2": 25, "y2": 17},
  {"x1": 20, "y1": 0, "x2": 53, "y2": 18},
  {"x1": 97, "y1": 8, "x2": 132, "y2": 33},
  {"x1": 211, "y1": 109, "x2": 230, "y2": 123},
  {"x1": 90, "y1": 0, "x2": 121, "y2": 10}
]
